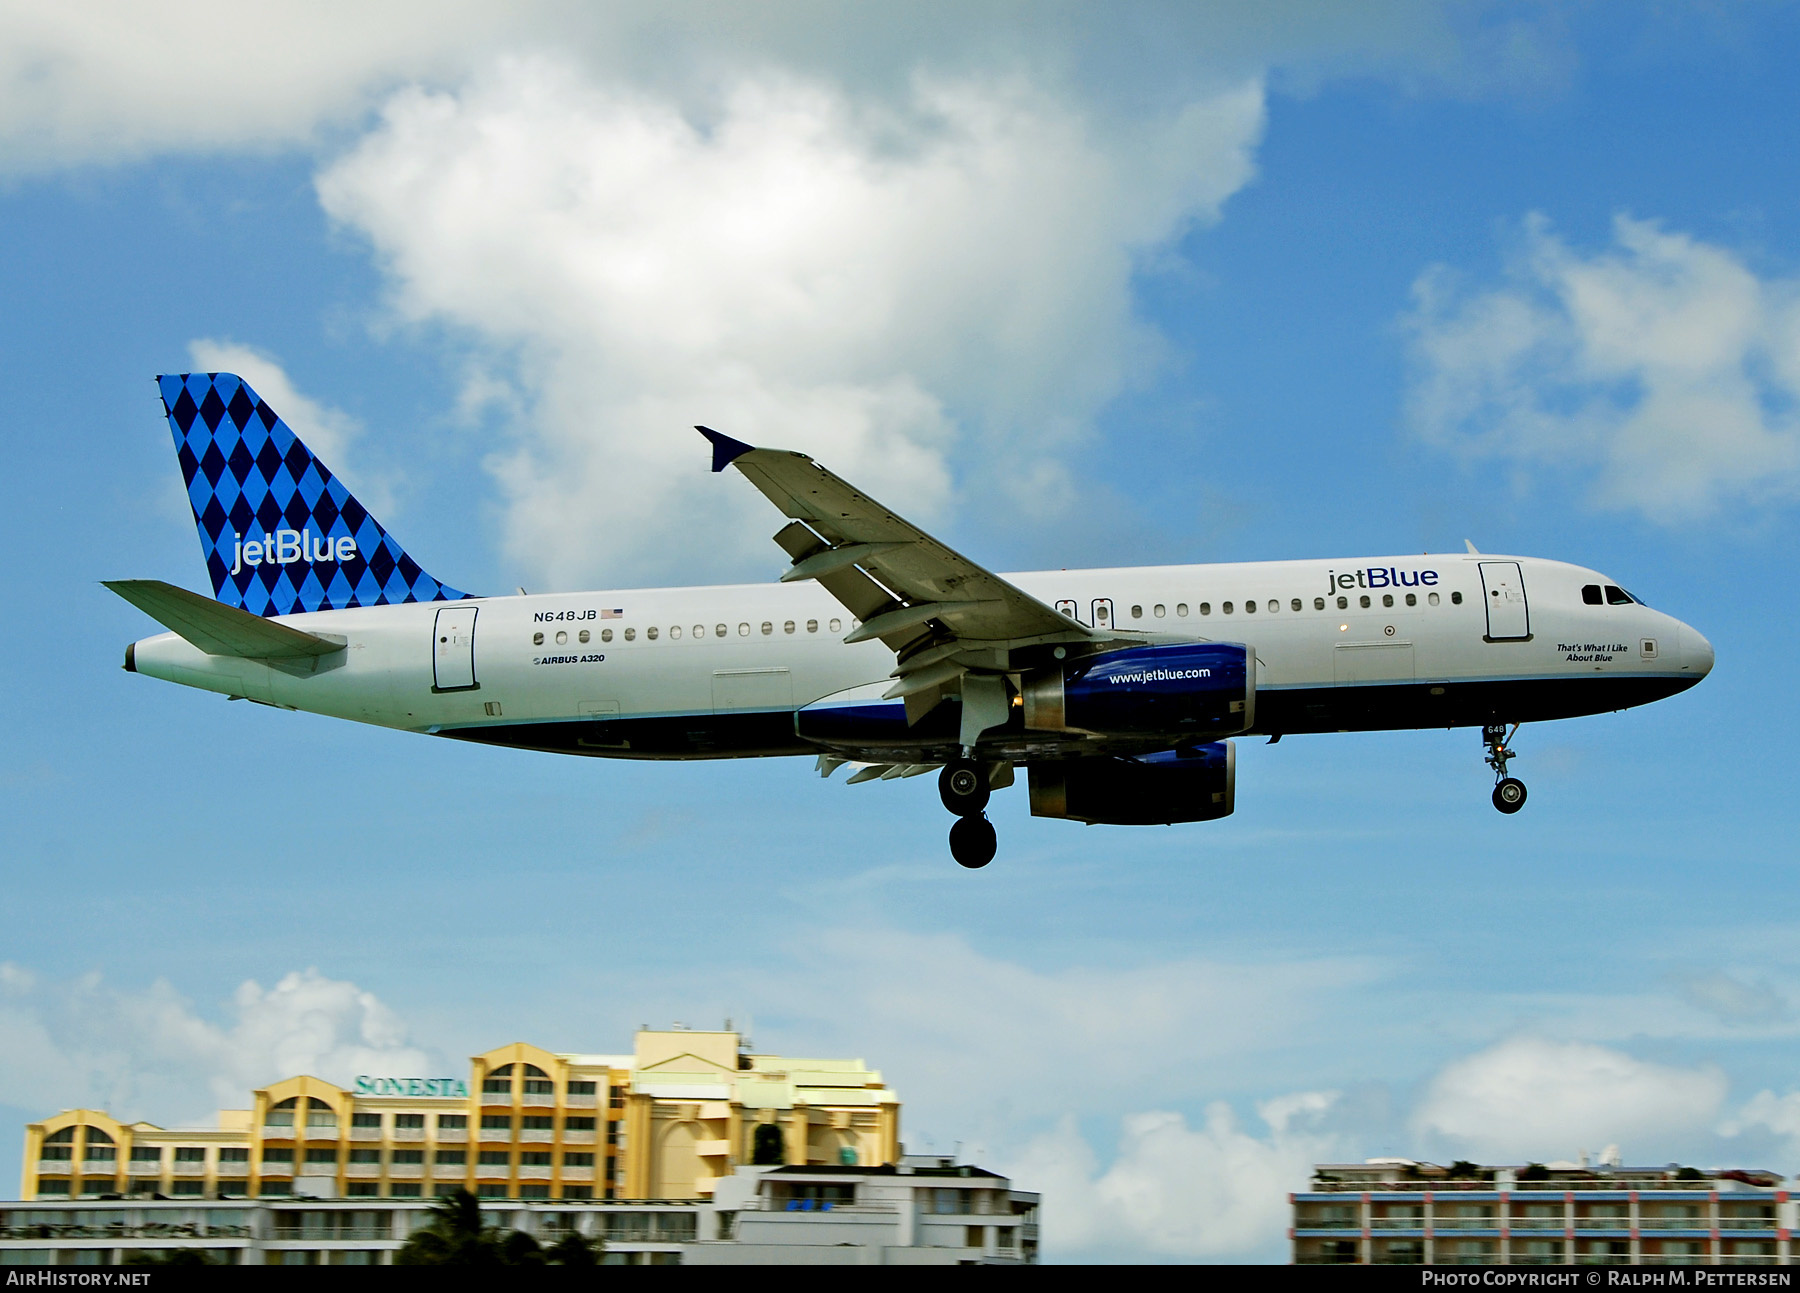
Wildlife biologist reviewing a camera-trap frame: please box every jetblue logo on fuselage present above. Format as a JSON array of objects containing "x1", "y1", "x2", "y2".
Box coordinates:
[
  {"x1": 1325, "y1": 567, "x2": 1440, "y2": 595},
  {"x1": 229, "y1": 529, "x2": 357, "y2": 575}
]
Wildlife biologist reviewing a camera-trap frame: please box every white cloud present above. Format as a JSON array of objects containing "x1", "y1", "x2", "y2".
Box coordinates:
[
  {"x1": 0, "y1": 964, "x2": 431, "y2": 1125},
  {"x1": 1008, "y1": 1097, "x2": 1339, "y2": 1261},
  {"x1": 1412, "y1": 1036, "x2": 1727, "y2": 1160},
  {"x1": 1405, "y1": 213, "x2": 1800, "y2": 520},
  {"x1": 316, "y1": 59, "x2": 1264, "y2": 588},
  {"x1": 1720, "y1": 1089, "x2": 1800, "y2": 1161}
]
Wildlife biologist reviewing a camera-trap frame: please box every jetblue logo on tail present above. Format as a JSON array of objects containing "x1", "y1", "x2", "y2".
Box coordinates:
[
  {"x1": 158, "y1": 372, "x2": 471, "y2": 618},
  {"x1": 231, "y1": 529, "x2": 358, "y2": 574}
]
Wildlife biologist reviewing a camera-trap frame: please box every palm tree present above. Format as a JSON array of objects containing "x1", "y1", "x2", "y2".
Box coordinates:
[{"x1": 394, "y1": 1188, "x2": 602, "y2": 1265}]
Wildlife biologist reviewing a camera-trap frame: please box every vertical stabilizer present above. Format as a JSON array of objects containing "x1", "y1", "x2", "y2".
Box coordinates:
[{"x1": 158, "y1": 372, "x2": 470, "y2": 616}]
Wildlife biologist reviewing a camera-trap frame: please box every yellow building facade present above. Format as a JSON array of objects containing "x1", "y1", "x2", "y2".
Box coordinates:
[{"x1": 20, "y1": 1030, "x2": 900, "y2": 1204}]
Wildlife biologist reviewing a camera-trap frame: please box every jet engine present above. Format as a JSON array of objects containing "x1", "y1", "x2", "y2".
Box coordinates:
[
  {"x1": 1021, "y1": 642, "x2": 1254, "y2": 740},
  {"x1": 1028, "y1": 742, "x2": 1236, "y2": 825}
]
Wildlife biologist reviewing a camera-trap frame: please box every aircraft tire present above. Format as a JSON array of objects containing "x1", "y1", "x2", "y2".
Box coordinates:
[
  {"x1": 949, "y1": 815, "x2": 997, "y2": 869},
  {"x1": 939, "y1": 759, "x2": 990, "y2": 816},
  {"x1": 1492, "y1": 778, "x2": 1527, "y2": 814}
]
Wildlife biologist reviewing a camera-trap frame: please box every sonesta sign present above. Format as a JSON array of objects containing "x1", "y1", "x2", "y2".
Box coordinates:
[{"x1": 353, "y1": 1075, "x2": 469, "y2": 1098}]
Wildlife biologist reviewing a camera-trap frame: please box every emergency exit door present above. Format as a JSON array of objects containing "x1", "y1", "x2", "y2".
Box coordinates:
[
  {"x1": 1479, "y1": 562, "x2": 1530, "y2": 641},
  {"x1": 433, "y1": 605, "x2": 479, "y2": 691}
]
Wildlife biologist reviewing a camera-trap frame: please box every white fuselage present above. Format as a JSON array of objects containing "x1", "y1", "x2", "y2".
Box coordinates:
[{"x1": 127, "y1": 553, "x2": 1712, "y2": 760}]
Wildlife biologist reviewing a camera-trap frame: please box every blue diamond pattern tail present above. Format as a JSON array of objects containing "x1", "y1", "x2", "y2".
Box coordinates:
[{"x1": 157, "y1": 372, "x2": 473, "y2": 617}]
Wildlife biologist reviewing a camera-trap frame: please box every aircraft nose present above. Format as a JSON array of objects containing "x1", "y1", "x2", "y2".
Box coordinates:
[{"x1": 1679, "y1": 625, "x2": 1714, "y2": 679}]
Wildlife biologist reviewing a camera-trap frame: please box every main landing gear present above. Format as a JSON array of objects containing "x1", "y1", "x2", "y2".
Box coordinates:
[
  {"x1": 941, "y1": 757, "x2": 997, "y2": 868},
  {"x1": 1484, "y1": 723, "x2": 1527, "y2": 815}
]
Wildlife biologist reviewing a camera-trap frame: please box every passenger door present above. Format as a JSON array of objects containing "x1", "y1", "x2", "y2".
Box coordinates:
[{"x1": 1478, "y1": 562, "x2": 1531, "y2": 640}]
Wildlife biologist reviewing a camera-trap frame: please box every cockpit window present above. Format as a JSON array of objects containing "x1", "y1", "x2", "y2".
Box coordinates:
[
  {"x1": 1582, "y1": 584, "x2": 1602, "y2": 606},
  {"x1": 1605, "y1": 585, "x2": 1634, "y2": 606}
]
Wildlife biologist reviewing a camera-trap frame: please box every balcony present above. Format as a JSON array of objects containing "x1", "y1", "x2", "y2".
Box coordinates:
[
  {"x1": 562, "y1": 1130, "x2": 596, "y2": 1146},
  {"x1": 1295, "y1": 1218, "x2": 1358, "y2": 1230},
  {"x1": 1639, "y1": 1217, "x2": 1708, "y2": 1230},
  {"x1": 80, "y1": 1162, "x2": 118, "y2": 1175},
  {"x1": 393, "y1": 1128, "x2": 425, "y2": 1142},
  {"x1": 431, "y1": 1165, "x2": 467, "y2": 1178},
  {"x1": 1720, "y1": 1220, "x2": 1778, "y2": 1233},
  {"x1": 170, "y1": 1160, "x2": 207, "y2": 1176},
  {"x1": 561, "y1": 1166, "x2": 595, "y2": 1182},
  {"x1": 1370, "y1": 1218, "x2": 1423, "y2": 1230},
  {"x1": 345, "y1": 1161, "x2": 380, "y2": 1177},
  {"x1": 519, "y1": 1130, "x2": 553, "y2": 1144},
  {"x1": 566, "y1": 1094, "x2": 597, "y2": 1110},
  {"x1": 435, "y1": 1128, "x2": 467, "y2": 1144},
  {"x1": 388, "y1": 1163, "x2": 424, "y2": 1179},
  {"x1": 1507, "y1": 1218, "x2": 1567, "y2": 1230},
  {"x1": 35, "y1": 1162, "x2": 71, "y2": 1177},
  {"x1": 1431, "y1": 1217, "x2": 1498, "y2": 1231},
  {"x1": 1574, "y1": 1219, "x2": 1631, "y2": 1231},
  {"x1": 518, "y1": 1165, "x2": 552, "y2": 1180},
  {"x1": 349, "y1": 1128, "x2": 381, "y2": 1142},
  {"x1": 521, "y1": 1092, "x2": 555, "y2": 1108}
]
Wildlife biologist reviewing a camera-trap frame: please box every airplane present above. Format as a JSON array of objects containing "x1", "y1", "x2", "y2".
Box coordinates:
[{"x1": 110, "y1": 372, "x2": 1714, "y2": 868}]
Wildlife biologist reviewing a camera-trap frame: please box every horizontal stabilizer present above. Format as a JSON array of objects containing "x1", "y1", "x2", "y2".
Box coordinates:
[{"x1": 105, "y1": 580, "x2": 345, "y2": 659}]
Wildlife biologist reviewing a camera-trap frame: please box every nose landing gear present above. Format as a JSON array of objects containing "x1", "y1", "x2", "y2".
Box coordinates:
[
  {"x1": 941, "y1": 757, "x2": 997, "y2": 868},
  {"x1": 1484, "y1": 723, "x2": 1527, "y2": 814}
]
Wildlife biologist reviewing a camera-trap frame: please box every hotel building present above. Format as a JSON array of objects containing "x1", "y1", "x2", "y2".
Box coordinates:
[
  {"x1": 19, "y1": 1028, "x2": 899, "y2": 1205},
  {"x1": 1293, "y1": 1159, "x2": 1792, "y2": 1265}
]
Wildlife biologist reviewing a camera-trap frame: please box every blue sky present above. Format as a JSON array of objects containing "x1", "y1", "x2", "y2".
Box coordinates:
[{"x1": 3, "y1": 2, "x2": 1799, "y2": 1262}]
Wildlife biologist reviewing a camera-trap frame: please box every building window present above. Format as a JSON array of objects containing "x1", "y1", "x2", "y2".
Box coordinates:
[
  {"x1": 567, "y1": 1082, "x2": 596, "y2": 1097},
  {"x1": 437, "y1": 1116, "x2": 467, "y2": 1130},
  {"x1": 45, "y1": 1128, "x2": 76, "y2": 1144},
  {"x1": 608, "y1": 1087, "x2": 625, "y2": 1110},
  {"x1": 519, "y1": 1152, "x2": 551, "y2": 1167},
  {"x1": 174, "y1": 1148, "x2": 205, "y2": 1163},
  {"x1": 304, "y1": 1149, "x2": 337, "y2": 1164},
  {"x1": 394, "y1": 1115, "x2": 425, "y2": 1130},
  {"x1": 520, "y1": 1116, "x2": 553, "y2": 1131},
  {"x1": 260, "y1": 1182, "x2": 292, "y2": 1197},
  {"x1": 519, "y1": 1184, "x2": 550, "y2": 1199},
  {"x1": 480, "y1": 1116, "x2": 512, "y2": 1132},
  {"x1": 752, "y1": 1125, "x2": 784, "y2": 1165},
  {"x1": 348, "y1": 1150, "x2": 380, "y2": 1164},
  {"x1": 563, "y1": 1153, "x2": 594, "y2": 1167},
  {"x1": 434, "y1": 1150, "x2": 466, "y2": 1166},
  {"x1": 40, "y1": 1146, "x2": 71, "y2": 1161},
  {"x1": 564, "y1": 1117, "x2": 595, "y2": 1132},
  {"x1": 261, "y1": 1149, "x2": 294, "y2": 1165},
  {"x1": 390, "y1": 1183, "x2": 422, "y2": 1198},
  {"x1": 306, "y1": 1111, "x2": 337, "y2": 1130},
  {"x1": 217, "y1": 1180, "x2": 248, "y2": 1197},
  {"x1": 522, "y1": 1080, "x2": 553, "y2": 1096},
  {"x1": 391, "y1": 1150, "x2": 424, "y2": 1165},
  {"x1": 477, "y1": 1151, "x2": 510, "y2": 1167},
  {"x1": 346, "y1": 1182, "x2": 379, "y2": 1197},
  {"x1": 477, "y1": 1184, "x2": 507, "y2": 1198},
  {"x1": 351, "y1": 1113, "x2": 381, "y2": 1129},
  {"x1": 564, "y1": 1186, "x2": 593, "y2": 1200},
  {"x1": 129, "y1": 1147, "x2": 161, "y2": 1163}
]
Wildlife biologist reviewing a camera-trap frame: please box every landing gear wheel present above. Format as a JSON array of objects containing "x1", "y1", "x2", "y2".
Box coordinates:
[
  {"x1": 1492, "y1": 778, "x2": 1527, "y2": 814},
  {"x1": 939, "y1": 758, "x2": 990, "y2": 816},
  {"x1": 949, "y1": 814, "x2": 997, "y2": 868}
]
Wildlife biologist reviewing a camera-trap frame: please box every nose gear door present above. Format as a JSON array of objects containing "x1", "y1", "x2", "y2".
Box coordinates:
[{"x1": 1478, "y1": 562, "x2": 1530, "y2": 641}]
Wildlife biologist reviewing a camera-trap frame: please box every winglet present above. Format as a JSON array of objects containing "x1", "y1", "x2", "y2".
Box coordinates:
[
  {"x1": 696, "y1": 426, "x2": 755, "y2": 473},
  {"x1": 1464, "y1": 539, "x2": 1480, "y2": 554}
]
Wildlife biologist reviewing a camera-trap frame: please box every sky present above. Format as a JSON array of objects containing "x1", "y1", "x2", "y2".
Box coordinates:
[{"x1": 2, "y1": 0, "x2": 1799, "y2": 1263}]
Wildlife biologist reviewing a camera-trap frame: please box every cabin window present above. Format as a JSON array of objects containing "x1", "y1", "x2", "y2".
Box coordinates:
[
  {"x1": 1153, "y1": 604, "x2": 1165, "y2": 618},
  {"x1": 668, "y1": 625, "x2": 681, "y2": 639},
  {"x1": 1336, "y1": 596, "x2": 1348, "y2": 610},
  {"x1": 646, "y1": 627, "x2": 659, "y2": 640},
  {"x1": 738, "y1": 623, "x2": 750, "y2": 636},
  {"x1": 1176, "y1": 603, "x2": 1188, "y2": 616},
  {"x1": 693, "y1": 625, "x2": 704, "y2": 639},
  {"x1": 1245, "y1": 600, "x2": 1257, "y2": 614},
  {"x1": 1405, "y1": 593, "x2": 1416, "y2": 607},
  {"x1": 1222, "y1": 601, "x2": 1234, "y2": 614},
  {"x1": 784, "y1": 621, "x2": 795, "y2": 634},
  {"x1": 761, "y1": 622, "x2": 773, "y2": 636},
  {"x1": 1291, "y1": 599, "x2": 1302, "y2": 612},
  {"x1": 1582, "y1": 584, "x2": 1603, "y2": 605},
  {"x1": 1605, "y1": 585, "x2": 1633, "y2": 605},
  {"x1": 601, "y1": 628, "x2": 613, "y2": 642},
  {"x1": 578, "y1": 630, "x2": 590, "y2": 643},
  {"x1": 1429, "y1": 592, "x2": 1440, "y2": 606},
  {"x1": 1199, "y1": 602, "x2": 1211, "y2": 615},
  {"x1": 1314, "y1": 597, "x2": 1325, "y2": 610},
  {"x1": 1267, "y1": 600, "x2": 1278, "y2": 613},
  {"x1": 1382, "y1": 594, "x2": 1393, "y2": 608},
  {"x1": 623, "y1": 628, "x2": 636, "y2": 641},
  {"x1": 1131, "y1": 605, "x2": 1143, "y2": 619},
  {"x1": 829, "y1": 618, "x2": 843, "y2": 632},
  {"x1": 807, "y1": 619, "x2": 819, "y2": 633},
  {"x1": 1451, "y1": 591, "x2": 1463, "y2": 605},
  {"x1": 715, "y1": 624, "x2": 727, "y2": 637},
  {"x1": 1360, "y1": 595, "x2": 1371, "y2": 609},
  {"x1": 532, "y1": 632, "x2": 544, "y2": 646},
  {"x1": 555, "y1": 630, "x2": 567, "y2": 645}
]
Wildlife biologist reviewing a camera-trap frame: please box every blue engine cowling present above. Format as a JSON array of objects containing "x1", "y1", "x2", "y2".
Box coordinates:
[
  {"x1": 1022, "y1": 642, "x2": 1254, "y2": 739},
  {"x1": 1028, "y1": 742, "x2": 1235, "y2": 825}
]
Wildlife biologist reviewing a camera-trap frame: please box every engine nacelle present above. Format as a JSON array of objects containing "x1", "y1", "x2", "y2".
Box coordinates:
[
  {"x1": 1022, "y1": 642, "x2": 1254, "y2": 739},
  {"x1": 1028, "y1": 742, "x2": 1236, "y2": 825}
]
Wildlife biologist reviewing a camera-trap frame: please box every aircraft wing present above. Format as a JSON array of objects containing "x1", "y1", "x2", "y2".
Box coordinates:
[{"x1": 700, "y1": 428, "x2": 1091, "y2": 718}]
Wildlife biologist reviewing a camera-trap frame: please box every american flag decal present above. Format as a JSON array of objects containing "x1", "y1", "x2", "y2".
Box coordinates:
[{"x1": 601, "y1": 608, "x2": 624, "y2": 619}]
